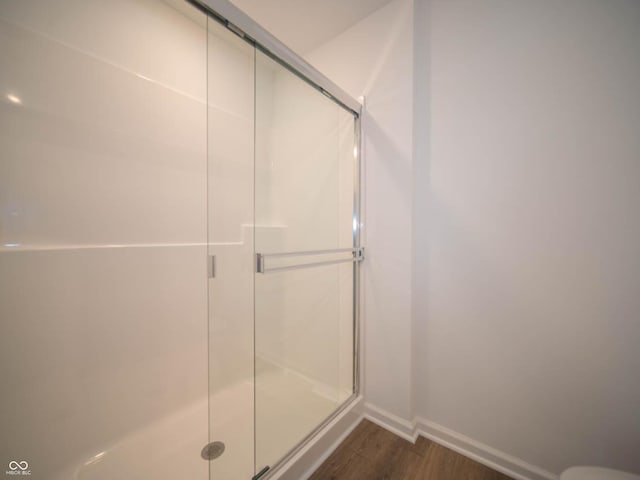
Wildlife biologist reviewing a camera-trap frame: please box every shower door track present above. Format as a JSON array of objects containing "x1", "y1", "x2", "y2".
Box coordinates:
[{"x1": 186, "y1": 0, "x2": 361, "y2": 116}]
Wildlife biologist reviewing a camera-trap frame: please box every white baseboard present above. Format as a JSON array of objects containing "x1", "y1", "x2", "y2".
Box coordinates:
[
  {"x1": 363, "y1": 402, "x2": 417, "y2": 442},
  {"x1": 415, "y1": 417, "x2": 559, "y2": 480},
  {"x1": 363, "y1": 403, "x2": 559, "y2": 480}
]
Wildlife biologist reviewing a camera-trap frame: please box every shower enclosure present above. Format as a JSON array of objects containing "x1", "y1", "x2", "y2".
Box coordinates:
[{"x1": 0, "y1": 1, "x2": 361, "y2": 479}]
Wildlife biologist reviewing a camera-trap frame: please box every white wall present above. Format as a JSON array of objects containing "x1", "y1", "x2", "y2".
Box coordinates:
[
  {"x1": 309, "y1": 0, "x2": 640, "y2": 477},
  {"x1": 306, "y1": 0, "x2": 415, "y2": 422},
  {"x1": 415, "y1": 0, "x2": 640, "y2": 476}
]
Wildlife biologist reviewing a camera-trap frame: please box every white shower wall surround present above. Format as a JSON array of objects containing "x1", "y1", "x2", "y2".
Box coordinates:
[
  {"x1": 0, "y1": 1, "x2": 361, "y2": 479},
  {"x1": 0, "y1": 1, "x2": 209, "y2": 478}
]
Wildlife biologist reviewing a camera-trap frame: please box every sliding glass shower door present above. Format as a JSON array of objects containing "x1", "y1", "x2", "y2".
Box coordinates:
[
  {"x1": 207, "y1": 22, "x2": 360, "y2": 474},
  {"x1": 253, "y1": 51, "x2": 359, "y2": 472},
  {"x1": 206, "y1": 12, "x2": 360, "y2": 477}
]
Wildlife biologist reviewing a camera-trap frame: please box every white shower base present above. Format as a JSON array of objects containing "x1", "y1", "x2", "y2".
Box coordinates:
[
  {"x1": 211, "y1": 364, "x2": 343, "y2": 480},
  {"x1": 55, "y1": 363, "x2": 344, "y2": 480},
  {"x1": 255, "y1": 359, "x2": 347, "y2": 472},
  {"x1": 54, "y1": 398, "x2": 209, "y2": 480}
]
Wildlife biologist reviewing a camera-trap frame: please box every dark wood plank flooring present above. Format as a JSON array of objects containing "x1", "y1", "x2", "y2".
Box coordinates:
[{"x1": 308, "y1": 419, "x2": 513, "y2": 480}]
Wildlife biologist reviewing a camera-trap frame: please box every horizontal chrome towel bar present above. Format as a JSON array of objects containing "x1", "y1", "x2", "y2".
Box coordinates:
[
  {"x1": 256, "y1": 247, "x2": 364, "y2": 274},
  {"x1": 258, "y1": 247, "x2": 361, "y2": 259}
]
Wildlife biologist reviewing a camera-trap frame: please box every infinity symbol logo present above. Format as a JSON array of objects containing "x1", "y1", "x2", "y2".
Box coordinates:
[{"x1": 8, "y1": 461, "x2": 28, "y2": 471}]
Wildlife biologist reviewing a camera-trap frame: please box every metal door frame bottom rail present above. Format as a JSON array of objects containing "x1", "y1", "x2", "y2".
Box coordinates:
[{"x1": 257, "y1": 392, "x2": 361, "y2": 480}]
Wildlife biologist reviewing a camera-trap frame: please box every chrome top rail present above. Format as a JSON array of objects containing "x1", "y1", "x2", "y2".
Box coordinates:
[
  {"x1": 256, "y1": 247, "x2": 364, "y2": 274},
  {"x1": 187, "y1": 0, "x2": 362, "y2": 116}
]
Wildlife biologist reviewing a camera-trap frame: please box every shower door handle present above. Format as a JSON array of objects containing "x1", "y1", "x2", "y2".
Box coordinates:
[
  {"x1": 208, "y1": 255, "x2": 216, "y2": 278},
  {"x1": 256, "y1": 247, "x2": 364, "y2": 274}
]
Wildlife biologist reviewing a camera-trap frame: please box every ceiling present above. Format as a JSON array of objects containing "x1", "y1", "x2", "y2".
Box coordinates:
[{"x1": 229, "y1": 0, "x2": 394, "y2": 54}]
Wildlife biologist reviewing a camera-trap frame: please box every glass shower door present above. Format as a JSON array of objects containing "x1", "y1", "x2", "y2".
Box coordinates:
[
  {"x1": 207, "y1": 16, "x2": 256, "y2": 480},
  {"x1": 205, "y1": 15, "x2": 359, "y2": 477},
  {"x1": 254, "y1": 50, "x2": 358, "y2": 472}
]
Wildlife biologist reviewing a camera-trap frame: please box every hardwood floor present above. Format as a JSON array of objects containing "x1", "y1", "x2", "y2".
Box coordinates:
[{"x1": 308, "y1": 420, "x2": 513, "y2": 480}]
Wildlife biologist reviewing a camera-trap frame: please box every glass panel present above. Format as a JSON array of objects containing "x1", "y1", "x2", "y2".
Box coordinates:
[
  {"x1": 254, "y1": 54, "x2": 356, "y2": 255},
  {"x1": 0, "y1": 1, "x2": 208, "y2": 479},
  {"x1": 254, "y1": 50, "x2": 357, "y2": 471},
  {"x1": 255, "y1": 263, "x2": 354, "y2": 470},
  {"x1": 207, "y1": 17, "x2": 255, "y2": 480}
]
